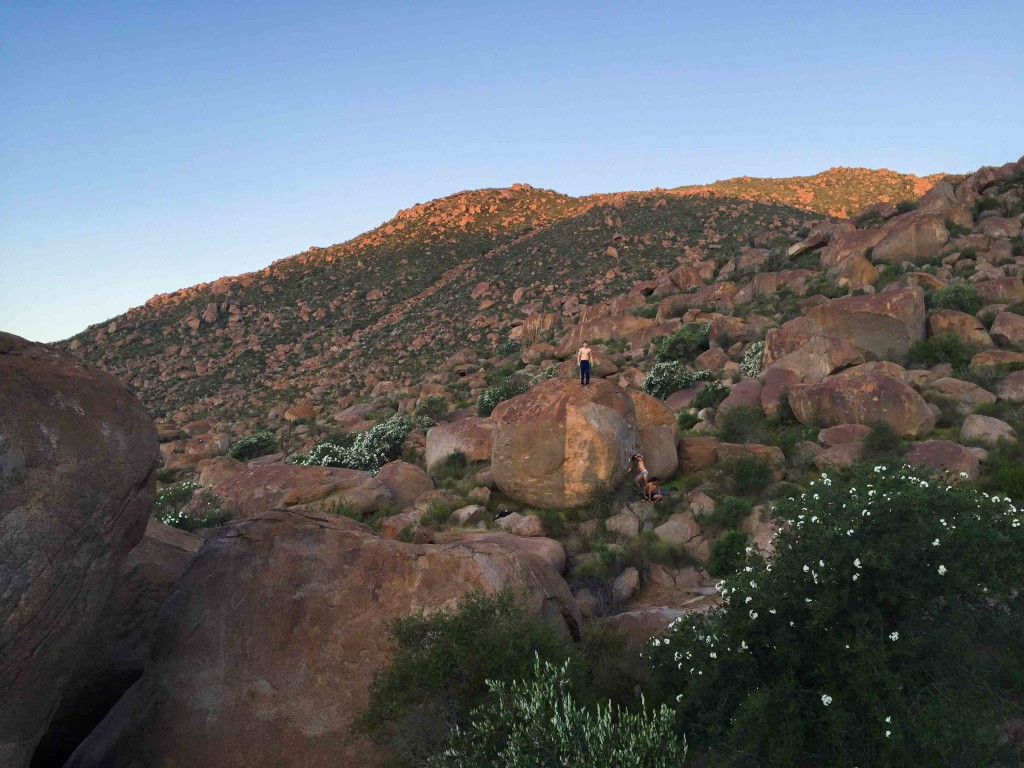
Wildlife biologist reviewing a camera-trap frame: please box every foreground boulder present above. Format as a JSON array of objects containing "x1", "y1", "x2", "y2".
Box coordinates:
[
  {"x1": 0, "y1": 333, "x2": 158, "y2": 768},
  {"x1": 788, "y1": 371, "x2": 936, "y2": 437},
  {"x1": 31, "y1": 521, "x2": 201, "y2": 767},
  {"x1": 491, "y1": 378, "x2": 637, "y2": 508},
  {"x1": 66, "y1": 510, "x2": 580, "y2": 768},
  {"x1": 209, "y1": 463, "x2": 392, "y2": 517}
]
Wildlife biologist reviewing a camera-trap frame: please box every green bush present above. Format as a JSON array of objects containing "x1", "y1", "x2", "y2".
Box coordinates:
[
  {"x1": 978, "y1": 438, "x2": 1024, "y2": 501},
  {"x1": 708, "y1": 529, "x2": 750, "y2": 577},
  {"x1": 414, "y1": 395, "x2": 449, "y2": 422},
  {"x1": 632, "y1": 303, "x2": 658, "y2": 319},
  {"x1": 708, "y1": 496, "x2": 754, "y2": 530},
  {"x1": 740, "y1": 340, "x2": 765, "y2": 378},
  {"x1": 861, "y1": 420, "x2": 904, "y2": 463},
  {"x1": 291, "y1": 415, "x2": 429, "y2": 472},
  {"x1": 353, "y1": 591, "x2": 575, "y2": 768},
  {"x1": 430, "y1": 656, "x2": 686, "y2": 768},
  {"x1": 154, "y1": 482, "x2": 231, "y2": 532},
  {"x1": 691, "y1": 380, "x2": 729, "y2": 410},
  {"x1": 717, "y1": 404, "x2": 769, "y2": 444},
  {"x1": 477, "y1": 375, "x2": 530, "y2": 417},
  {"x1": 895, "y1": 199, "x2": 919, "y2": 215},
  {"x1": 226, "y1": 429, "x2": 277, "y2": 461},
  {"x1": 641, "y1": 362, "x2": 716, "y2": 400},
  {"x1": 654, "y1": 322, "x2": 711, "y2": 362},
  {"x1": 907, "y1": 333, "x2": 978, "y2": 372},
  {"x1": 677, "y1": 411, "x2": 700, "y2": 431},
  {"x1": 926, "y1": 283, "x2": 983, "y2": 315},
  {"x1": 649, "y1": 464, "x2": 1024, "y2": 767},
  {"x1": 717, "y1": 456, "x2": 774, "y2": 499}
]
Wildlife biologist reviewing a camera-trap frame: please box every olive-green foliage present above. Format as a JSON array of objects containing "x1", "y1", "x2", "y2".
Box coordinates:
[
  {"x1": 926, "y1": 283, "x2": 984, "y2": 315},
  {"x1": 907, "y1": 333, "x2": 978, "y2": 372},
  {"x1": 353, "y1": 591, "x2": 575, "y2": 768},
  {"x1": 632, "y1": 303, "x2": 658, "y2": 319},
  {"x1": 226, "y1": 430, "x2": 277, "y2": 461},
  {"x1": 577, "y1": 532, "x2": 700, "y2": 582},
  {"x1": 861, "y1": 420, "x2": 904, "y2": 463},
  {"x1": 430, "y1": 656, "x2": 686, "y2": 768},
  {"x1": 692, "y1": 380, "x2": 729, "y2": 410},
  {"x1": 649, "y1": 464, "x2": 1024, "y2": 767},
  {"x1": 154, "y1": 482, "x2": 231, "y2": 532},
  {"x1": 414, "y1": 395, "x2": 449, "y2": 421},
  {"x1": 708, "y1": 530, "x2": 750, "y2": 577},
  {"x1": 707, "y1": 496, "x2": 754, "y2": 531},
  {"x1": 677, "y1": 410, "x2": 700, "y2": 432},
  {"x1": 654, "y1": 322, "x2": 711, "y2": 361},
  {"x1": 477, "y1": 376, "x2": 530, "y2": 417},
  {"x1": 430, "y1": 451, "x2": 473, "y2": 486},
  {"x1": 717, "y1": 405, "x2": 770, "y2": 444},
  {"x1": 977, "y1": 438, "x2": 1024, "y2": 502},
  {"x1": 717, "y1": 456, "x2": 774, "y2": 499},
  {"x1": 580, "y1": 622, "x2": 651, "y2": 710}
]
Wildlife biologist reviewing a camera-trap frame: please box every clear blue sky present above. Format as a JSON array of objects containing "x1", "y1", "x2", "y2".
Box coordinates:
[{"x1": 2, "y1": 1, "x2": 1021, "y2": 343}]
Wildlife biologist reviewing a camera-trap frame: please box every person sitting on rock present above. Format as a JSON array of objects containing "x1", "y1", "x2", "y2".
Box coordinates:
[
  {"x1": 576, "y1": 340, "x2": 592, "y2": 386},
  {"x1": 631, "y1": 452, "x2": 649, "y2": 486},
  {"x1": 644, "y1": 476, "x2": 664, "y2": 503}
]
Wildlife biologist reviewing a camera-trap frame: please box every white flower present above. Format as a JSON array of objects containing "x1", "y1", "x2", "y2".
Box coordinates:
[
  {"x1": 932, "y1": 538, "x2": 940, "y2": 546},
  {"x1": 709, "y1": 652, "x2": 717, "y2": 658},
  {"x1": 885, "y1": 730, "x2": 892, "y2": 738},
  {"x1": 749, "y1": 610, "x2": 758, "y2": 620},
  {"x1": 821, "y1": 694, "x2": 833, "y2": 707},
  {"x1": 889, "y1": 631, "x2": 899, "y2": 641},
  {"x1": 803, "y1": 565, "x2": 810, "y2": 573},
  {"x1": 852, "y1": 574, "x2": 860, "y2": 581},
  {"x1": 938, "y1": 564, "x2": 947, "y2": 575},
  {"x1": 885, "y1": 716, "x2": 891, "y2": 723},
  {"x1": 745, "y1": 596, "x2": 753, "y2": 604},
  {"x1": 847, "y1": 529, "x2": 854, "y2": 535}
]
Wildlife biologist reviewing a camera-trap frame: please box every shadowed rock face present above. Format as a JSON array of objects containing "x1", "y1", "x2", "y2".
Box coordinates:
[
  {"x1": 491, "y1": 378, "x2": 637, "y2": 508},
  {"x1": 66, "y1": 510, "x2": 580, "y2": 768},
  {"x1": 0, "y1": 333, "x2": 158, "y2": 768}
]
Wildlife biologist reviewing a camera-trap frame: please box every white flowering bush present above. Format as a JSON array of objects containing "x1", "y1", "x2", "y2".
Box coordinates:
[
  {"x1": 430, "y1": 656, "x2": 686, "y2": 768},
  {"x1": 648, "y1": 464, "x2": 1024, "y2": 766},
  {"x1": 740, "y1": 340, "x2": 765, "y2": 378},
  {"x1": 226, "y1": 429, "x2": 276, "y2": 461},
  {"x1": 641, "y1": 362, "x2": 716, "y2": 400},
  {"x1": 154, "y1": 480, "x2": 230, "y2": 531},
  {"x1": 477, "y1": 375, "x2": 530, "y2": 417},
  {"x1": 291, "y1": 415, "x2": 430, "y2": 472}
]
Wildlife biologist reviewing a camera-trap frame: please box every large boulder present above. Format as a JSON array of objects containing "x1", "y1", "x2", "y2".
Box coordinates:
[
  {"x1": 31, "y1": 521, "x2": 201, "y2": 767},
  {"x1": 627, "y1": 389, "x2": 679, "y2": 479},
  {"x1": 871, "y1": 212, "x2": 954, "y2": 264},
  {"x1": 788, "y1": 372, "x2": 936, "y2": 438},
  {"x1": 374, "y1": 461, "x2": 434, "y2": 508},
  {"x1": 210, "y1": 464, "x2": 393, "y2": 518},
  {"x1": 424, "y1": 417, "x2": 496, "y2": 473},
  {"x1": 804, "y1": 287, "x2": 926, "y2": 360},
  {"x1": 762, "y1": 317, "x2": 867, "y2": 383},
  {"x1": 0, "y1": 333, "x2": 158, "y2": 768},
  {"x1": 905, "y1": 440, "x2": 980, "y2": 481},
  {"x1": 927, "y1": 310, "x2": 993, "y2": 349},
  {"x1": 66, "y1": 510, "x2": 580, "y2": 768},
  {"x1": 491, "y1": 379, "x2": 637, "y2": 508}
]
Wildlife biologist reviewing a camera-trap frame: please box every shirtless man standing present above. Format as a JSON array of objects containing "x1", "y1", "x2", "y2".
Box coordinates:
[{"x1": 576, "y1": 340, "x2": 592, "y2": 386}]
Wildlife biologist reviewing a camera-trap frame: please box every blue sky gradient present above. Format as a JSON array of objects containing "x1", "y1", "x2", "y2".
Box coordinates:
[{"x1": 2, "y1": 1, "x2": 1022, "y2": 342}]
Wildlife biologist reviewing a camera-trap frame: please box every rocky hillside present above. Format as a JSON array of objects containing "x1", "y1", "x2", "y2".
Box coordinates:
[{"x1": 673, "y1": 166, "x2": 946, "y2": 218}]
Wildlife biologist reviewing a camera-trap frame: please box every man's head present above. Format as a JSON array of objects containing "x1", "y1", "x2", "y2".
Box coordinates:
[{"x1": 582, "y1": 340, "x2": 589, "y2": 346}]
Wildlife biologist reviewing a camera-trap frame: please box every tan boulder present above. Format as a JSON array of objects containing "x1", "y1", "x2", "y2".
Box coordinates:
[
  {"x1": 927, "y1": 377, "x2": 996, "y2": 414},
  {"x1": 820, "y1": 228, "x2": 887, "y2": 269},
  {"x1": 653, "y1": 511, "x2": 702, "y2": 547},
  {"x1": 978, "y1": 216, "x2": 1022, "y2": 238},
  {"x1": 491, "y1": 379, "x2": 637, "y2": 508},
  {"x1": 424, "y1": 417, "x2": 496, "y2": 473},
  {"x1": 805, "y1": 287, "x2": 926, "y2": 360},
  {"x1": 927, "y1": 310, "x2": 993, "y2": 349},
  {"x1": 598, "y1": 608, "x2": 690, "y2": 649},
  {"x1": 789, "y1": 372, "x2": 935, "y2": 438},
  {"x1": 960, "y1": 414, "x2": 1016, "y2": 446},
  {"x1": 0, "y1": 333, "x2": 158, "y2": 768},
  {"x1": 65, "y1": 511, "x2": 580, "y2": 768},
  {"x1": 678, "y1": 436, "x2": 719, "y2": 473},
  {"x1": 763, "y1": 317, "x2": 867, "y2": 382},
  {"x1": 695, "y1": 347, "x2": 730, "y2": 371},
  {"x1": 970, "y1": 349, "x2": 1024, "y2": 373},
  {"x1": 605, "y1": 510, "x2": 641, "y2": 539},
  {"x1": 760, "y1": 366, "x2": 801, "y2": 418},
  {"x1": 433, "y1": 531, "x2": 567, "y2": 574},
  {"x1": 495, "y1": 512, "x2": 546, "y2": 537},
  {"x1": 989, "y1": 312, "x2": 1024, "y2": 348},
  {"x1": 715, "y1": 378, "x2": 763, "y2": 421},
  {"x1": 210, "y1": 464, "x2": 393, "y2": 518},
  {"x1": 997, "y1": 370, "x2": 1024, "y2": 402},
  {"x1": 976, "y1": 278, "x2": 1024, "y2": 305},
  {"x1": 818, "y1": 424, "x2": 872, "y2": 447},
  {"x1": 628, "y1": 389, "x2": 679, "y2": 479},
  {"x1": 375, "y1": 461, "x2": 434, "y2": 508},
  {"x1": 554, "y1": 315, "x2": 653, "y2": 358},
  {"x1": 905, "y1": 440, "x2": 980, "y2": 481},
  {"x1": 871, "y1": 212, "x2": 952, "y2": 264},
  {"x1": 814, "y1": 442, "x2": 863, "y2": 470},
  {"x1": 196, "y1": 455, "x2": 246, "y2": 487}
]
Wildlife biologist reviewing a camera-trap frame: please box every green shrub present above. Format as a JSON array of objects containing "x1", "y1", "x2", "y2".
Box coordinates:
[
  {"x1": 430, "y1": 451, "x2": 471, "y2": 485},
  {"x1": 740, "y1": 340, "x2": 765, "y2": 378},
  {"x1": 907, "y1": 333, "x2": 978, "y2": 372},
  {"x1": 353, "y1": 591, "x2": 575, "y2": 768},
  {"x1": 291, "y1": 415, "x2": 429, "y2": 472},
  {"x1": 978, "y1": 438, "x2": 1024, "y2": 501},
  {"x1": 926, "y1": 283, "x2": 983, "y2": 315},
  {"x1": 708, "y1": 496, "x2": 754, "y2": 530},
  {"x1": 414, "y1": 395, "x2": 449, "y2": 421},
  {"x1": 430, "y1": 656, "x2": 686, "y2": 768},
  {"x1": 895, "y1": 199, "x2": 919, "y2": 214},
  {"x1": 577, "y1": 532, "x2": 700, "y2": 581},
  {"x1": 654, "y1": 322, "x2": 711, "y2": 361},
  {"x1": 631, "y1": 303, "x2": 658, "y2": 319},
  {"x1": 154, "y1": 482, "x2": 231, "y2": 532},
  {"x1": 226, "y1": 429, "x2": 277, "y2": 461},
  {"x1": 945, "y1": 219, "x2": 972, "y2": 238},
  {"x1": 691, "y1": 380, "x2": 729, "y2": 410},
  {"x1": 477, "y1": 375, "x2": 530, "y2": 417},
  {"x1": 717, "y1": 404, "x2": 769, "y2": 444},
  {"x1": 861, "y1": 420, "x2": 904, "y2": 462},
  {"x1": 708, "y1": 530, "x2": 750, "y2": 577},
  {"x1": 717, "y1": 456, "x2": 774, "y2": 499},
  {"x1": 641, "y1": 362, "x2": 716, "y2": 400},
  {"x1": 649, "y1": 464, "x2": 1024, "y2": 767},
  {"x1": 677, "y1": 411, "x2": 700, "y2": 432}
]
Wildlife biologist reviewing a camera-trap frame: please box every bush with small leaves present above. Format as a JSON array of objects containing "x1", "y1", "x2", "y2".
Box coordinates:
[
  {"x1": 907, "y1": 333, "x2": 978, "y2": 372},
  {"x1": 692, "y1": 380, "x2": 729, "y2": 410},
  {"x1": 430, "y1": 656, "x2": 686, "y2": 768},
  {"x1": 477, "y1": 376, "x2": 531, "y2": 417},
  {"x1": 741, "y1": 340, "x2": 765, "y2": 378},
  {"x1": 926, "y1": 283, "x2": 984, "y2": 316},
  {"x1": 414, "y1": 395, "x2": 449, "y2": 422},
  {"x1": 654, "y1": 322, "x2": 711, "y2": 361},
  {"x1": 641, "y1": 362, "x2": 716, "y2": 400},
  {"x1": 717, "y1": 456, "x2": 774, "y2": 499},
  {"x1": 291, "y1": 415, "x2": 432, "y2": 473},
  {"x1": 708, "y1": 529, "x2": 750, "y2": 577},
  {"x1": 226, "y1": 430, "x2": 277, "y2": 462},
  {"x1": 649, "y1": 464, "x2": 1024, "y2": 767},
  {"x1": 708, "y1": 495, "x2": 754, "y2": 530}
]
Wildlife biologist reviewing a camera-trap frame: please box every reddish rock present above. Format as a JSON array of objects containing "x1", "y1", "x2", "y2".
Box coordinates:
[
  {"x1": 997, "y1": 370, "x2": 1024, "y2": 402},
  {"x1": 0, "y1": 333, "x2": 158, "y2": 768},
  {"x1": 927, "y1": 310, "x2": 993, "y2": 349},
  {"x1": 196, "y1": 455, "x2": 246, "y2": 487},
  {"x1": 820, "y1": 228, "x2": 887, "y2": 269},
  {"x1": 65, "y1": 511, "x2": 580, "y2": 768},
  {"x1": 763, "y1": 317, "x2": 867, "y2": 382},
  {"x1": 760, "y1": 366, "x2": 801, "y2": 417},
  {"x1": 818, "y1": 424, "x2": 872, "y2": 447},
  {"x1": 433, "y1": 531, "x2": 567, "y2": 573},
  {"x1": 554, "y1": 315, "x2": 653, "y2": 358},
  {"x1": 495, "y1": 511, "x2": 546, "y2": 537},
  {"x1": 976, "y1": 278, "x2": 1024, "y2": 305},
  {"x1": 789, "y1": 372, "x2": 935, "y2": 438},
  {"x1": 960, "y1": 414, "x2": 1016, "y2": 446},
  {"x1": 970, "y1": 349, "x2": 1024, "y2": 373},
  {"x1": 927, "y1": 377, "x2": 996, "y2": 414},
  {"x1": 905, "y1": 440, "x2": 980, "y2": 480},
  {"x1": 374, "y1": 461, "x2": 434, "y2": 508},
  {"x1": 210, "y1": 464, "x2": 393, "y2": 518},
  {"x1": 715, "y1": 378, "x2": 763, "y2": 421},
  {"x1": 653, "y1": 511, "x2": 702, "y2": 546},
  {"x1": 628, "y1": 389, "x2": 680, "y2": 479},
  {"x1": 665, "y1": 383, "x2": 706, "y2": 410},
  {"x1": 715, "y1": 443, "x2": 785, "y2": 478},
  {"x1": 283, "y1": 403, "x2": 317, "y2": 423},
  {"x1": 805, "y1": 287, "x2": 926, "y2": 360},
  {"x1": 989, "y1": 312, "x2": 1024, "y2": 348},
  {"x1": 871, "y1": 212, "x2": 952, "y2": 264},
  {"x1": 678, "y1": 436, "x2": 719, "y2": 473},
  {"x1": 598, "y1": 608, "x2": 689, "y2": 649},
  {"x1": 814, "y1": 442, "x2": 863, "y2": 470},
  {"x1": 694, "y1": 347, "x2": 730, "y2": 371},
  {"x1": 491, "y1": 379, "x2": 637, "y2": 508},
  {"x1": 424, "y1": 417, "x2": 496, "y2": 473}
]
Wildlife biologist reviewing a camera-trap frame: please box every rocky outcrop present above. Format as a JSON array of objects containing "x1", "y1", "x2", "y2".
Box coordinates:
[
  {"x1": 66, "y1": 510, "x2": 580, "y2": 768},
  {"x1": 374, "y1": 461, "x2": 434, "y2": 508},
  {"x1": 627, "y1": 389, "x2": 679, "y2": 479},
  {"x1": 804, "y1": 287, "x2": 926, "y2": 360},
  {"x1": 491, "y1": 379, "x2": 637, "y2": 508},
  {"x1": 209, "y1": 464, "x2": 393, "y2": 517},
  {"x1": 0, "y1": 333, "x2": 158, "y2": 768},
  {"x1": 788, "y1": 371, "x2": 935, "y2": 437},
  {"x1": 424, "y1": 417, "x2": 496, "y2": 473}
]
